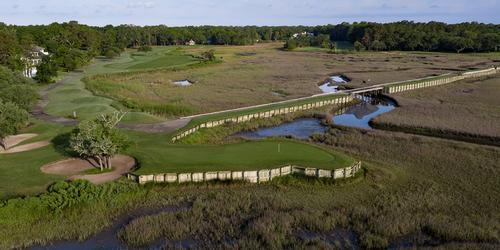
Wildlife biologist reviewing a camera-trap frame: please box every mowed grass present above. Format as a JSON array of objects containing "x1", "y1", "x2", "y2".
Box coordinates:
[
  {"x1": 0, "y1": 120, "x2": 354, "y2": 196},
  {"x1": 85, "y1": 43, "x2": 500, "y2": 118},
  {"x1": 0, "y1": 122, "x2": 71, "y2": 198},
  {"x1": 129, "y1": 138, "x2": 354, "y2": 174},
  {"x1": 43, "y1": 48, "x2": 178, "y2": 123},
  {"x1": 372, "y1": 75, "x2": 500, "y2": 144},
  {"x1": 44, "y1": 46, "x2": 203, "y2": 123},
  {"x1": 105, "y1": 47, "x2": 199, "y2": 71}
]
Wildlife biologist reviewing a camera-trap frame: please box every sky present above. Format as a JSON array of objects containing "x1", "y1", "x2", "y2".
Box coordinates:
[{"x1": 1, "y1": 0, "x2": 499, "y2": 26}]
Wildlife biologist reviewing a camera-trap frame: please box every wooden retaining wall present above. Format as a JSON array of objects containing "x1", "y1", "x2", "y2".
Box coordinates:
[
  {"x1": 128, "y1": 161, "x2": 362, "y2": 185},
  {"x1": 385, "y1": 67, "x2": 498, "y2": 94},
  {"x1": 171, "y1": 95, "x2": 354, "y2": 142}
]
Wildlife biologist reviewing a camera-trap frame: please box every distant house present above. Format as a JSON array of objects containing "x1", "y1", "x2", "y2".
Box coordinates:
[
  {"x1": 186, "y1": 39, "x2": 196, "y2": 46},
  {"x1": 21, "y1": 46, "x2": 49, "y2": 78},
  {"x1": 292, "y1": 31, "x2": 314, "y2": 39}
]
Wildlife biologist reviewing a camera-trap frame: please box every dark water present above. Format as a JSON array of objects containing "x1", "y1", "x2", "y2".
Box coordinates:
[
  {"x1": 239, "y1": 96, "x2": 396, "y2": 139},
  {"x1": 295, "y1": 228, "x2": 361, "y2": 249},
  {"x1": 31, "y1": 202, "x2": 192, "y2": 250},
  {"x1": 239, "y1": 118, "x2": 327, "y2": 139}
]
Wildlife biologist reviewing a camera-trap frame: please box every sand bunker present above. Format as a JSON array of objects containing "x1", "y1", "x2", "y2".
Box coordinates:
[
  {"x1": 0, "y1": 133, "x2": 50, "y2": 154},
  {"x1": 41, "y1": 154, "x2": 136, "y2": 184}
]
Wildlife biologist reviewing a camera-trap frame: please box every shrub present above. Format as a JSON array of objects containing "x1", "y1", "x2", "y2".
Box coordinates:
[
  {"x1": 137, "y1": 45, "x2": 152, "y2": 52},
  {"x1": 354, "y1": 41, "x2": 365, "y2": 52}
]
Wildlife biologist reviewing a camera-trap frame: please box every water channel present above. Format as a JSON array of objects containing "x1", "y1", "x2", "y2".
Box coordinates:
[
  {"x1": 31, "y1": 203, "x2": 193, "y2": 250},
  {"x1": 238, "y1": 96, "x2": 396, "y2": 139},
  {"x1": 31, "y1": 89, "x2": 396, "y2": 249}
]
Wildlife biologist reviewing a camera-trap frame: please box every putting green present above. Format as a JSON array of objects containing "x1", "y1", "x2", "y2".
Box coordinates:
[{"x1": 128, "y1": 135, "x2": 354, "y2": 174}]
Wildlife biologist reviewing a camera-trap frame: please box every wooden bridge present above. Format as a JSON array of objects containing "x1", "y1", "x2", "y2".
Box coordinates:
[{"x1": 344, "y1": 86, "x2": 385, "y2": 95}]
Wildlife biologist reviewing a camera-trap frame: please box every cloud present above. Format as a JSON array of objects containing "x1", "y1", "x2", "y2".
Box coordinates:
[{"x1": 126, "y1": 1, "x2": 155, "y2": 9}]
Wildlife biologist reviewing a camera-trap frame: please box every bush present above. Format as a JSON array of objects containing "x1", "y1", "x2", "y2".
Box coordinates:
[
  {"x1": 137, "y1": 45, "x2": 152, "y2": 52},
  {"x1": 284, "y1": 40, "x2": 298, "y2": 50},
  {"x1": 354, "y1": 41, "x2": 365, "y2": 52},
  {"x1": 34, "y1": 55, "x2": 58, "y2": 83},
  {"x1": 201, "y1": 49, "x2": 216, "y2": 61}
]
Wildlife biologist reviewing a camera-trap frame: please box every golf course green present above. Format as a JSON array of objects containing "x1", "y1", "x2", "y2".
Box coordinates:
[{"x1": 0, "y1": 46, "x2": 357, "y2": 197}]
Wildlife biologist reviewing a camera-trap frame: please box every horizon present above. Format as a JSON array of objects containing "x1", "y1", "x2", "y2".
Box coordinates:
[{"x1": 1, "y1": 0, "x2": 499, "y2": 26}]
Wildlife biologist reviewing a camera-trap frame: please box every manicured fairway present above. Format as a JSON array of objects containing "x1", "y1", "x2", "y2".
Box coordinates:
[
  {"x1": 43, "y1": 46, "x2": 200, "y2": 123},
  {"x1": 126, "y1": 52, "x2": 198, "y2": 70},
  {"x1": 104, "y1": 47, "x2": 199, "y2": 71}
]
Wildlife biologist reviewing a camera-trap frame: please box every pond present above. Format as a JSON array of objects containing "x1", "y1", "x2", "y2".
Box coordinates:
[
  {"x1": 333, "y1": 97, "x2": 396, "y2": 129},
  {"x1": 318, "y1": 75, "x2": 350, "y2": 93},
  {"x1": 239, "y1": 118, "x2": 327, "y2": 139},
  {"x1": 173, "y1": 80, "x2": 193, "y2": 86},
  {"x1": 238, "y1": 96, "x2": 396, "y2": 139}
]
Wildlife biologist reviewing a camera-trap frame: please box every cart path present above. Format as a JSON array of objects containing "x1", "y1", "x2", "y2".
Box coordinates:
[
  {"x1": 31, "y1": 68, "x2": 498, "y2": 133},
  {"x1": 31, "y1": 72, "x2": 191, "y2": 133}
]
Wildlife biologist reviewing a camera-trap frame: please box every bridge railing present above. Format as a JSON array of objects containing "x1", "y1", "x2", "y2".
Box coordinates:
[
  {"x1": 171, "y1": 93, "x2": 354, "y2": 142},
  {"x1": 384, "y1": 67, "x2": 498, "y2": 94}
]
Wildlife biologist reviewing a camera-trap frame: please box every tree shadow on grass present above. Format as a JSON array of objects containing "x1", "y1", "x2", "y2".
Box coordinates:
[
  {"x1": 51, "y1": 132, "x2": 78, "y2": 158},
  {"x1": 51, "y1": 132, "x2": 101, "y2": 168}
]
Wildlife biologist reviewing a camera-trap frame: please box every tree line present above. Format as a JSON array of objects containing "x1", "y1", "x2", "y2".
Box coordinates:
[
  {"x1": 0, "y1": 66, "x2": 38, "y2": 150},
  {"x1": 1, "y1": 21, "x2": 499, "y2": 76},
  {"x1": 319, "y1": 21, "x2": 500, "y2": 52}
]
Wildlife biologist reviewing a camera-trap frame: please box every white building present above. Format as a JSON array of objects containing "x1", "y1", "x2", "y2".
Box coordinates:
[
  {"x1": 21, "y1": 46, "x2": 49, "y2": 78},
  {"x1": 186, "y1": 39, "x2": 196, "y2": 46},
  {"x1": 292, "y1": 32, "x2": 314, "y2": 39}
]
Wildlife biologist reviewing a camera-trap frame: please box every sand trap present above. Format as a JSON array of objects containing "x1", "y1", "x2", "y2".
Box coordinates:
[
  {"x1": 2, "y1": 133, "x2": 37, "y2": 148},
  {"x1": 0, "y1": 133, "x2": 50, "y2": 154},
  {"x1": 0, "y1": 141, "x2": 51, "y2": 154},
  {"x1": 41, "y1": 154, "x2": 136, "y2": 184}
]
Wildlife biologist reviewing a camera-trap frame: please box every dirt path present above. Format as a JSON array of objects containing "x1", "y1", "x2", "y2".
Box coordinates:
[
  {"x1": 117, "y1": 118, "x2": 191, "y2": 133},
  {"x1": 0, "y1": 133, "x2": 51, "y2": 154},
  {"x1": 41, "y1": 154, "x2": 136, "y2": 184}
]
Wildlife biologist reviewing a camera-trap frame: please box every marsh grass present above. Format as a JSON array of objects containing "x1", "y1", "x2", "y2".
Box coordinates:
[
  {"x1": 372, "y1": 76, "x2": 500, "y2": 145},
  {"x1": 1, "y1": 125, "x2": 499, "y2": 249},
  {"x1": 83, "y1": 43, "x2": 499, "y2": 118}
]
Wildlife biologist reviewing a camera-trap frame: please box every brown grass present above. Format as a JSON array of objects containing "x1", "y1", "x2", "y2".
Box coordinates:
[
  {"x1": 372, "y1": 75, "x2": 500, "y2": 144},
  {"x1": 85, "y1": 43, "x2": 499, "y2": 117}
]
